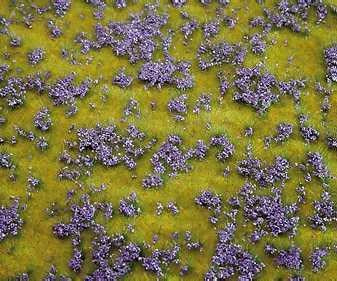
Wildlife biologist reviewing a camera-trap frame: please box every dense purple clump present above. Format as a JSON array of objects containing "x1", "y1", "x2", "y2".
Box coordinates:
[
  {"x1": 33, "y1": 107, "x2": 52, "y2": 131},
  {"x1": 181, "y1": 19, "x2": 198, "y2": 41},
  {"x1": 27, "y1": 175, "x2": 41, "y2": 189},
  {"x1": 205, "y1": 223, "x2": 264, "y2": 280},
  {"x1": 171, "y1": 0, "x2": 186, "y2": 7},
  {"x1": 81, "y1": 5, "x2": 168, "y2": 62},
  {"x1": 168, "y1": 94, "x2": 188, "y2": 120},
  {"x1": 48, "y1": 73, "x2": 91, "y2": 106},
  {"x1": 69, "y1": 248, "x2": 84, "y2": 272},
  {"x1": 310, "y1": 247, "x2": 328, "y2": 272},
  {"x1": 27, "y1": 48, "x2": 45, "y2": 65},
  {"x1": 273, "y1": 122, "x2": 293, "y2": 143},
  {"x1": 142, "y1": 173, "x2": 164, "y2": 189},
  {"x1": 52, "y1": 0, "x2": 72, "y2": 16},
  {"x1": 53, "y1": 194, "x2": 96, "y2": 239},
  {"x1": 0, "y1": 152, "x2": 13, "y2": 169},
  {"x1": 275, "y1": 246, "x2": 303, "y2": 270},
  {"x1": 263, "y1": 1, "x2": 328, "y2": 33},
  {"x1": 300, "y1": 125, "x2": 320, "y2": 143},
  {"x1": 74, "y1": 123, "x2": 154, "y2": 171},
  {"x1": 0, "y1": 198, "x2": 23, "y2": 241},
  {"x1": 197, "y1": 41, "x2": 246, "y2": 70},
  {"x1": 122, "y1": 98, "x2": 141, "y2": 121},
  {"x1": 210, "y1": 134, "x2": 235, "y2": 162},
  {"x1": 0, "y1": 77, "x2": 27, "y2": 108},
  {"x1": 250, "y1": 33, "x2": 266, "y2": 54},
  {"x1": 309, "y1": 191, "x2": 337, "y2": 231},
  {"x1": 119, "y1": 192, "x2": 141, "y2": 217},
  {"x1": 195, "y1": 189, "x2": 222, "y2": 214},
  {"x1": 139, "y1": 58, "x2": 193, "y2": 90},
  {"x1": 146, "y1": 135, "x2": 199, "y2": 181},
  {"x1": 112, "y1": 68, "x2": 133, "y2": 88},
  {"x1": 202, "y1": 20, "x2": 219, "y2": 38},
  {"x1": 324, "y1": 44, "x2": 337, "y2": 83},
  {"x1": 237, "y1": 154, "x2": 290, "y2": 186},
  {"x1": 233, "y1": 65, "x2": 281, "y2": 113},
  {"x1": 240, "y1": 183, "x2": 299, "y2": 238},
  {"x1": 0, "y1": 64, "x2": 9, "y2": 82},
  {"x1": 306, "y1": 152, "x2": 329, "y2": 181},
  {"x1": 190, "y1": 139, "x2": 209, "y2": 160}
]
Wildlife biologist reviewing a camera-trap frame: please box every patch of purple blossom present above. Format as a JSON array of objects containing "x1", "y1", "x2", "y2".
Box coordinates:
[
  {"x1": 27, "y1": 48, "x2": 45, "y2": 65},
  {"x1": 48, "y1": 73, "x2": 91, "y2": 107},
  {"x1": 309, "y1": 191, "x2": 337, "y2": 231},
  {"x1": 119, "y1": 192, "x2": 141, "y2": 217},
  {"x1": 310, "y1": 247, "x2": 329, "y2": 272},
  {"x1": 52, "y1": 0, "x2": 71, "y2": 16},
  {"x1": 33, "y1": 107, "x2": 52, "y2": 132},
  {"x1": 324, "y1": 44, "x2": 337, "y2": 83},
  {"x1": 205, "y1": 223, "x2": 264, "y2": 280},
  {"x1": 112, "y1": 68, "x2": 133, "y2": 88},
  {"x1": 0, "y1": 198, "x2": 23, "y2": 242},
  {"x1": 197, "y1": 41, "x2": 247, "y2": 70}
]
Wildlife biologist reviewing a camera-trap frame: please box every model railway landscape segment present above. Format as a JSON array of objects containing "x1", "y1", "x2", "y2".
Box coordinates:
[{"x1": 1, "y1": 0, "x2": 337, "y2": 280}]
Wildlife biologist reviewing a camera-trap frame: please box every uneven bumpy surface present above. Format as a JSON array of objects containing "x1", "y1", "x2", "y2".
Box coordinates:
[{"x1": 1, "y1": 0, "x2": 337, "y2": 280}]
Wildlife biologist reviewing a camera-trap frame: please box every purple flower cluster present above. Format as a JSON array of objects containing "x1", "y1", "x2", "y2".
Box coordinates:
[
  {"x1": 210, "y1": 134, "x2": 235, "y2": 162},
  {"x1": 195, "y1": 189, "x2": 222, "y2": 218},
  {"x1": 240, "y1": 183, "x2": 299, "y2": 239},
  {"x1": 80, "y1": 5, "x2": 168, "y2": 62},
  {"x1": 250, "y1": 33, "x2": 266, "y2": 54},
  {"x1": 167, "y1": 94, "x2": 188, "y2": 120},
  {"x1": 171, "y1": 0, "x2": 186, "y2": 8},
  {"x1": 233, "y1": 65, "x2": 279, "y2": 113},
  {"x1": 202, "y1": 20, "x2": 219, "y2": 38},
  {"x1": 75, "y1": 123, "x2": 154, "y2": 170},
  {"x1": 193, "y1": 93, "x2": 211, "y2": 114},
  {"x1": 306, "y1": 152, "x2": 329, "y2": 181},
  {"x1": 68, "y1": 247, "x2": 84, "y2": 272},
  {"x1": 324, "y1": 44, "x2": 337, "y2": 82},
  {"x1": 0, "y1": 198, "x2": 23, "y2": 242},
  {"x1": 140, "y1": 244, "x2": 180, "y2": 277},
  {"x1": 27, "y1": 48, "x2": 45, "y2": 65},
  {"x1": 0, "y1": 77, "x2": 27, "y2": 108},
  {"x1": 275, "y1": 246, "x2": 303, "y2": 270},
  {"x1": 119, "y1": 192, "x2": 141, "y2": 217},
  {"x1": 52, "y1": 0, "x2": 71, "y2": 16},
  {"x1": 112, "y1": 68, "x2": 133, "y2": 88},
  {"x1": 181, "y1": 19, "x2": 198, "y2": 42},
  {"x1": 237, "y1": 154, "x2": 290, "y2": 186},
  {"x1": 142, "y1": 173, "x2": 164, "y2": 189},
  {"x1": 310, "y1": 247, "x2": 328, "y2": 272},
  {"x1": 300, "y1": 125, "x2": 320, "y2": 143},
  {"x1": 33, "y1": 107, "x2": 52, "y2": 131},
  {"x1": 205, "y1": 223, "x2": 264, "y2": 280},
  {"x1": 139, "y1": 58, "x2": 193, "y2": 90},
  {"x1": 48, "y1": 73, "x2": 91, "y2": 106},
  {"x1": 264, "y1": 1, "x2": 328, "y2": 33},
  {"x1": 197, "y1": 41, "x2": 246, "y2": 70},
  {"x1": 309, "y1": 191, "x2": 337, "y2": 231},
  {"x1": 0, "y1": 152, "x2": 13, "y2": 169}
]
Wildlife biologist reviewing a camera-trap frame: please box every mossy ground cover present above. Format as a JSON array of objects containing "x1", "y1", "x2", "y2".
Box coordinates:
[{"x1": 0, "y1": 0, "x2": 337, "y2": 280}]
